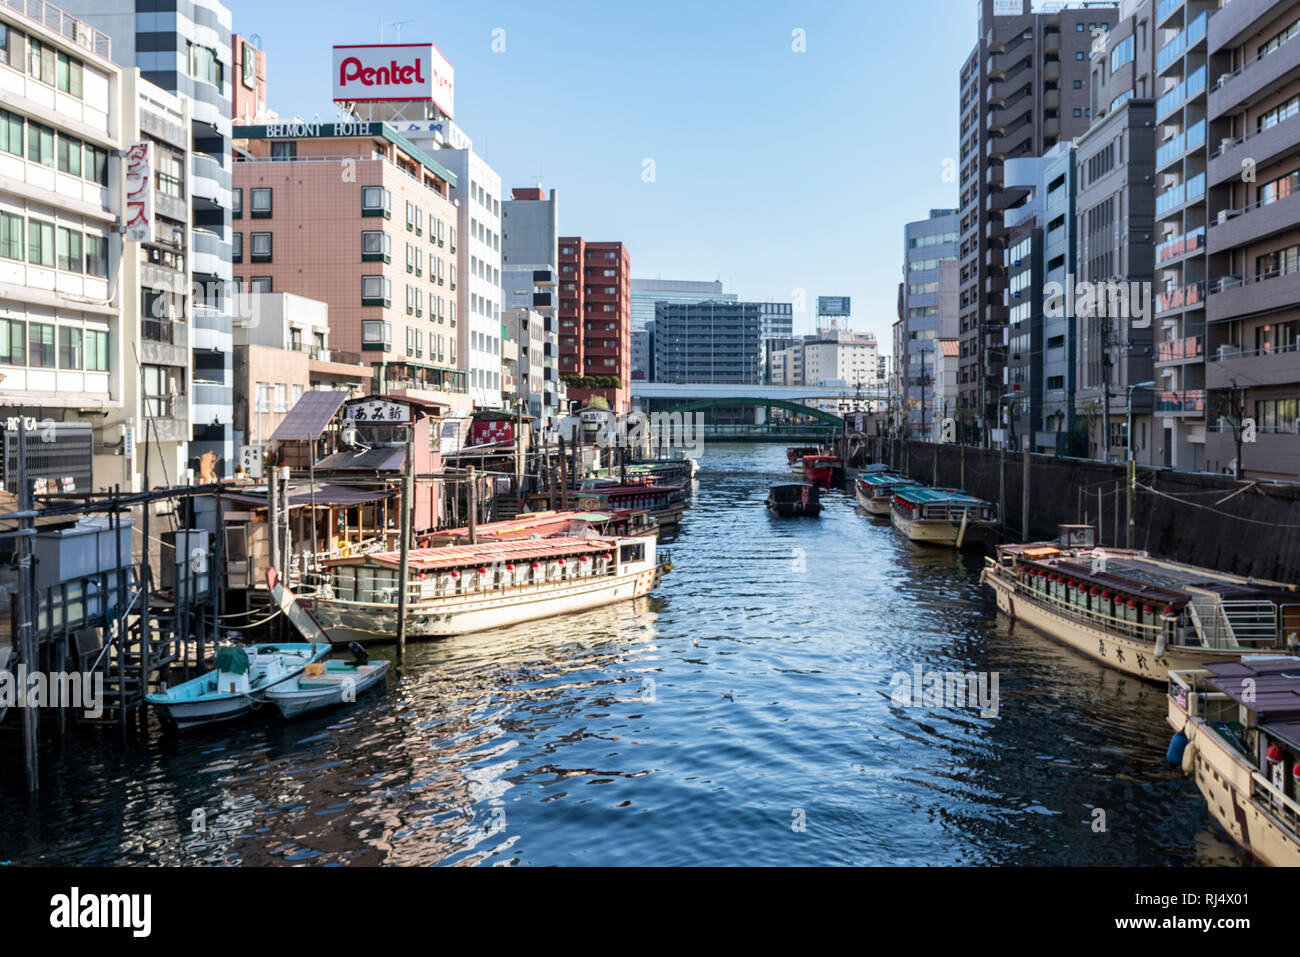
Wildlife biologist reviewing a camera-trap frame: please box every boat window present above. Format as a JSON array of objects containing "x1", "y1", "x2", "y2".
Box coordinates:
[
  {"x1": 620, "y1": 543, "x2": 644, "y2": 564},
  {"x1": 331, "y1": 566, "x2": 357, "y2": 601},
  {"x1": 357, "y1": 566, "x2": 400, "y2": 603}
]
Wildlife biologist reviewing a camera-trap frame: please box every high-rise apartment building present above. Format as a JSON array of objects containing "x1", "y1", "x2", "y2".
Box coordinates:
[
  {"x1": 558, "y1": 238, "x2": 630, "y2": 411},
  {"x1": 1152, "y1": 0, "x2": 1215, "y2": 470},
  {"x1": 958, "y1": 0, "x2": 1116, "y2": 444},
  {"x1": 653, "y1": 300, "x2": 765, "y2": 384},
  {"x1": 901, "y1": 210, "x2": 959, "y2": 439},
  {"x1": 629, "y1": 278, "x2": 737, "y2": 381},
  {"x1": 1203, "y1": 0, "x2": 1300, "y2": 479},
  {"x1": 82, "y1": 0, "x2": 237, "y2": 476},
  {"x1": 502, "y1": 185, "x2": 561, "y2": 421}
]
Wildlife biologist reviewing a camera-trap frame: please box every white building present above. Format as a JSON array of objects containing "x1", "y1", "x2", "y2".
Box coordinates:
[{"x1": 422, "y1": 147, "x2": 503, "y2": 411}]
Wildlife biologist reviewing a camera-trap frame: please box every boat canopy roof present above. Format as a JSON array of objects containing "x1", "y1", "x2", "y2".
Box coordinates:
[
  {"x1": 894, "y1": 486, "x2": 987, "y2": 506},
  {"x1": 1203, "y1": 657, "x2": 1300, "y2": 729},
  {"x1": 859, "y1": 473, "x2": 918, "y2": 489},
  {"x1": 358, "y1": 536, "x2": 622, "y2": 571},
  {"x1": 427, "y1": 509, "x2": 621, "y2": 542}
]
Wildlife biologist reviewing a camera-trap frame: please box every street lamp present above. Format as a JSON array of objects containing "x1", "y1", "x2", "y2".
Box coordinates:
[{"x1": 1127, "y1": 380, "x2": 1155, "y2": 463}]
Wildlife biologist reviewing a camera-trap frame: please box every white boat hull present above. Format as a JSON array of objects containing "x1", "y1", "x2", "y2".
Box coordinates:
[
  {"x1": 303, "y1": 564, "x2": 668, "y2": 645},
  {"x1": 891, "y1": 508, "x2": 993, "y2": 547},
  {"x1": 266, "y1": 661, "x2": 391, "y2": 718},
  {"x1": 155, "y1": 695, "x2": 253, "y2": 731}
]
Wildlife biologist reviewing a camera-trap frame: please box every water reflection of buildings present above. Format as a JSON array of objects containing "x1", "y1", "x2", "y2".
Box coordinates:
[{"x1": 175, "y1": 598, "x2": 663, "y2": 866}]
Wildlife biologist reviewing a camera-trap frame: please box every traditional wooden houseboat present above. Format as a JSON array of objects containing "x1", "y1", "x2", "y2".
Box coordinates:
[
  {"x1": 423, "y1": 509, "x2": 658, "y2": 546},
  {"x1": 567, "y1": 481, "x2": 687, "y2": 529},
  {"x1": 854, "y1": 472, "x2": 919, "y2": 515},
  {"x1": 286, "y1": 528, "x2": 671, "y2": 644},
  {"x1": 766, "y1": 484, "x2": 822, "y2": 518},
  {"x1": 801, "y1": 455, "x2": 845, "y2": 489},
  {"x1": 890, "y1": 486, "x2": 997, "y2": 547},
  {"x1": 984, "y1": 524, "x2": 1300, "y2": 682},
  {"x1": 1168, "y1": 657, "x2": 1300, "y2": 865}
]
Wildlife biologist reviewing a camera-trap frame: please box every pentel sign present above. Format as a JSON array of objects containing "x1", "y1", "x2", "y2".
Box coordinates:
[{"x1": 332, "y1": 43, "x2": 454, "y2": 117}]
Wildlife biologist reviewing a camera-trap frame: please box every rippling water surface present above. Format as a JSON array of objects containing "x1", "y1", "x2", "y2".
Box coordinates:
[{"x1": 0, "y1": 444, "x2": 1237, "y2": 866}]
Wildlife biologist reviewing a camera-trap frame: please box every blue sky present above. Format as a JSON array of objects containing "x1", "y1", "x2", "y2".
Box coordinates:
[{"x1": 226, "y1": 0, "x2": 981, "y2": 348}]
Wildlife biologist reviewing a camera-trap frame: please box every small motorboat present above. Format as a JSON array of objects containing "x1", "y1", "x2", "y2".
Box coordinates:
[
  {"x1": 146, "y1": 642, "x2": 330, "y2": 731},
  {"x1": 263, "y1": 643, "x2": 391, "y2": 719},
  {"x1": 801, "y1": 454, "x2": 845, "y2": 489},
  {"x1": 766, "y1": 483, "x2": 822, "y2": 517}
]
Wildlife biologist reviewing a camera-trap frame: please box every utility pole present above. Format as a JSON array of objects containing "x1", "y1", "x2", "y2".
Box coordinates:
[
  {"x1": 1126, "y1": 458, "x2": 1136, "y2": 550},
  {"x1": 467, "y1": 464, "x2": 478, "y2": 544},
  {"x1": 1022, "y1": 448, "x2": 1031, "y2": 542},
  {"x1": 15, "y1": 423, "x2": 36, "y2": 789},
  {"x1": 395, "y1": 449, "x2": 412, "y2": 662}
]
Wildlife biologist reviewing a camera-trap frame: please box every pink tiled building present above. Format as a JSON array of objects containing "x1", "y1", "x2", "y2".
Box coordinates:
[{"x1": 231, "y1": 122, "x2": 471, "y2": 416}]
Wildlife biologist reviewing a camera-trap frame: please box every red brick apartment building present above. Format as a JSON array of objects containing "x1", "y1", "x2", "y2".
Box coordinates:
[{"x1": 558, "y1": 238, "x2": 630, "y2": 411}]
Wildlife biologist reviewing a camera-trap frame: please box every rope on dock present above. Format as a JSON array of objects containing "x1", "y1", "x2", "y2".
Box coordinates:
[{"x1": 1136, "y1": 481, "x2": 1300, "y2": 528}]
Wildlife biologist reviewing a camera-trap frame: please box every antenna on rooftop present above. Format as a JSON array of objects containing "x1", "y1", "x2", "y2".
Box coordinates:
[{"x1": 383, "y1": 19, "x2": 414, "y2": 42}]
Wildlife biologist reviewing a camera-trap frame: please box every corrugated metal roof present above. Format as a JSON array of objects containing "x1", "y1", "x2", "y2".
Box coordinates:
[
  {"x1": 270, "y1": 390, "x2": 347, "y2": 441},
  {"x1": 359, "y1": 536, "x2": 619, "y2": 570},
  {"x1": 314, "y1": 447, "x2": 406, "y2": 471}
]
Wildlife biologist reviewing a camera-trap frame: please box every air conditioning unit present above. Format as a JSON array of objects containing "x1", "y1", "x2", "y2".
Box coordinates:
[
  {"x1": 1220, "y1": 138, "x2": 1235, "y2": 153},
  {"x1": 1217, "y1": 344, "x2": 1241, "y2": 360},
  {"x1": 1217, "y1": 209, "x2": 1230, "y2": 225}
]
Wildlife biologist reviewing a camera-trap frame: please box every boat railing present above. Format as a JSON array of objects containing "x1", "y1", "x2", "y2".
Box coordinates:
[
  {"x1": 1186, "y1": 599, "x2": 1276, "y2": 650},
  {"x1": 337, "y1": 560, "x2": 624, "y2": 605},
  {"x1": 1250, "y1": 771, "x2": 1300, "y2": 839},
  {"x1": 996, "y1": 563, "x2": 1161, "y2": 643}
]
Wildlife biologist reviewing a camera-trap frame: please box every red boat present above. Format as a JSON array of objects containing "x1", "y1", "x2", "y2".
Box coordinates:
[
  {"x1": 786, "y1": 446, "x2": 820, "y2": 469},
  {"x1": 801, "y1": 455, "x2": 844, "y2": 489}
]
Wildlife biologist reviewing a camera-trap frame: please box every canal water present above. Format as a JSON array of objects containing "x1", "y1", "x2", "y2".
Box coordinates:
[{"x1": 0, "y1": 444, "x2": 1238, "y2": 866}]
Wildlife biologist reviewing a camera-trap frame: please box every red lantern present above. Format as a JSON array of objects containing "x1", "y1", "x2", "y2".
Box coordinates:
[
  {"x1": 1143, "y1": 604, "x2": 1154, "y2": 614},
  {"x1": 1127, "y1": 599, "x2": 1138, "y2": 608},
  {"x1": 1090, "y1": 587, "x2": 1100, "y2": 596},
  {"x1": 451, "y1": 570, "x2": 460, "y2": 578},
  {"x1": 1267, "y1": 743, "x2": 1285, "y2": 763},
  {"x1": 1163, "y1": 605, "x2": 1176, "y2": 617}
]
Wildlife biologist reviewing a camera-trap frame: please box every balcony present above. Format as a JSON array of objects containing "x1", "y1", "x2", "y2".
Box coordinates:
[
  {"x1": 986, "y1": 275, "x2": 1007, "y2": 296},
  {"x1": 1209, "y1": 0, "x2": 1295, "y2": 57},
  {"x1": 1207, "y1": 269, "x2": 1300, "y2": 323},
  {"x1": 1155, "y1": 334, "x2": 1204, "y2": 364},
  {"x1": 533, "y1": 292, "x2": 554, "y2": 310},
  {"x1": 1208, "y1": 110, "x2": 1300, "y2": 187},
  {"x1": 985, "y1": 220, "x2": 1007, "y2": 242},
  {"x1": 1157, "y1": 11, "x2": 1208, "y2": 75},
  {"x1": 1207, "y1": 345, "x2": 1300, "y2": 389},
  {"x1": 1156, "y1": 280, "x2": 1205, "y2": 313},
  {"x1": 1044, "y1": 60, "x2": 1060, "y2": 83},
  {"x1": 1208, "y1": 190, "x2": 1300, "y2": 255},
  {"x1": 1155, "y1": 172, "x2": 1205, "y2": 215},
  {"x1": 1156, "y1": 0, "x2": 1181, "y2": 30},
  {"x1": 1155, "y1": 389, "x2": 1206, "y2": 414},
  {"x1": 532, "y1": 269, "x2": 556, "y2": 286},
  {"x1": 1210, "y1": 28, "x2": 1300, "y2": 120},
  {"x1": 1157, "y1": 65, "x2": 1207, "y2": 122},
  {"x1": 1155, "y1": 119, "x2": 1206, "y2": 169},
  {"x1": 1156, "y1": 226, "x2": 1204, "y2": 264}
]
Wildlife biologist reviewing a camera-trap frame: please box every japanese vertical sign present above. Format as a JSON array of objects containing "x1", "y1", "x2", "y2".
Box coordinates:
[{"x1": 124, "y1": 141, "x2": 153, "y2": 242}]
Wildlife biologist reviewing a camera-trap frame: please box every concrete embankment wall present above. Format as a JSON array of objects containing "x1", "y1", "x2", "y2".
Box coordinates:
[{"x1": 874, "y1": 439, "x2": 1300, "y2": 584}]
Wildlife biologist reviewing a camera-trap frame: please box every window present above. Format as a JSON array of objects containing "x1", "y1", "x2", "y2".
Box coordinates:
[
  {"x1": 361, "y1": 319, "x2": 391, "y2": 349},
  {"x1": 56, "y1": 52, "x2": 83, "y2": 98},
  {"x1": 1073, "y1": 108, "x2": 1083, "y2": 117},
  {"x1": 0, "y1": 318, "x2": 23, "y2": 365},
  {"x1": 250, "y1": 188, "x2": 272, "y2": 217},
  {"x1": 1110, "y1": 35, "x2": 1134, "y2": 72},
  {"x1": 0, "y1": 212, "x2": 21, "y2": 261},
  {"x1": 84, "y1": 234, "x2": 107, "y2": 277},
  {"x1": 27, "y1": 219, "x2": 53, "y2": 267},
  {"x1": 232, "y1": 188, "x2": 243, "y2": 218},
  {"x1": 0, "y1": 109, "x2": 20, "y2": 156},
  {"x1": 27, "y1": 121, "x2": 53, "y2": 166},
  {"x1": 362, "y1": 230, "x2": 390, "y2": 261},
  {"x1": 188, "y1": 42, "x2": 221, "y2": 86},
  {"x1": 250, "y1": 231, "x2": 272, "y2": 262},
  {"x1": 1259, "y1": 169, "x2": 1300, "y2": 207},
  {"x1": 361, "y1": 275, "x2": 391, "y2": 304},
  {"x1": 1075, "y1": 51, "x2": 1085, "y2": 60},
  {"x1": 1073, "y1": 80, "x2": 1082, "y2": 89},
  {"x1": 155, "y1": 150, "x2": 183, "y2": 198},
  {"x1": 58, "y1": 327, "x2": 81, "y2": 368},
  {"x1": 270, "y1": 141, "x2": 296, "y2": 161},
  {"x1": 1255, "y1": 320, "x2": 1300, "y2": 353},
  {"x1": 1047, "y1": 376, "x2": 1065, "y2": 390},
  {"x1": 362, "y1": 186, "x2": 391, "y2": 217},
  {"x1": 1258, "y1": 94, "x2": 1300, "y2": 133},
  {"x1": 56, "y1": 133, "x2": 82, "y2": 176},
  {"x1": 249, "y1": 276, "x2": 272, "y2": 293},
  {"x1": 0, "y1": 24, "x2": 16, "y2": 68},
  {"x1": 85, "y1": 330, "x2": 108, "y2": 371},
  {"x1": 406, "y1": 201, "x2": 414, "y2": 230},
  {"x1": 56, "y1": 226, "x2": 81, "y2": 272},
  {"x1": 27, "y1": 39, "x2": 54, "y2": 85},
  {"x1": 27, "y1": 322, "x2": 54, "y2": 367},
  {"x1": 232, "y1": 231, "x2": 242, "y2": 262}
]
